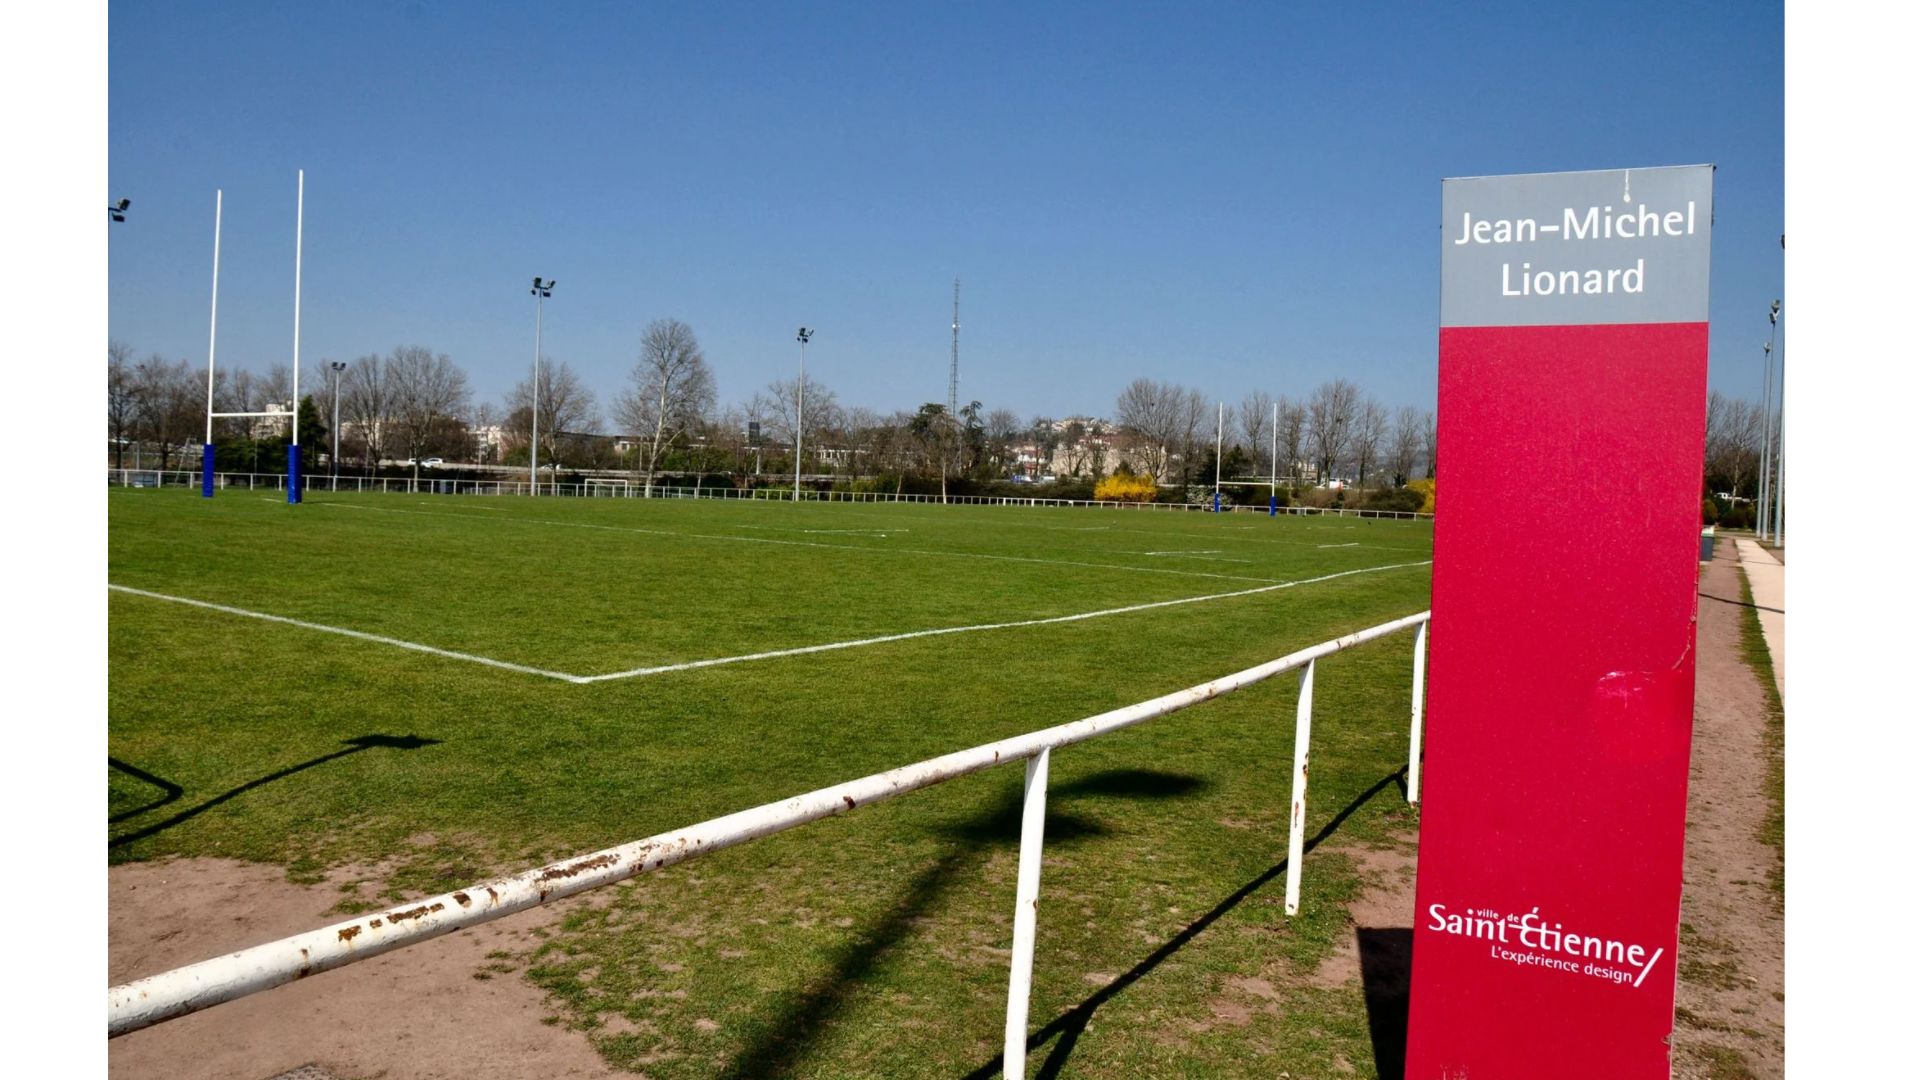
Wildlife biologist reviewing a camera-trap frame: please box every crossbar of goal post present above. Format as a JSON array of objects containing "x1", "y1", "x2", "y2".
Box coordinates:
[{"x1": 108, "y1": 611, "x2": 1433, "y2": 1078}]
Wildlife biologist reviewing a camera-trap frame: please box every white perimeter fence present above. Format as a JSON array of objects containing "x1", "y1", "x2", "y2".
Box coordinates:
[
  {"x1": 108, "y1": 611, "x2": 1432, "y2": 1077},
  {"x1": 107, "y1": 468, "x2": 1434, "y2": 520}
]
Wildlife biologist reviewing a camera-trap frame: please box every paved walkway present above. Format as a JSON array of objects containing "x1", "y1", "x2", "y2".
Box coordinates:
[{"x1": 1732, "y1": 538, "x2": 1785, "y2": 700}]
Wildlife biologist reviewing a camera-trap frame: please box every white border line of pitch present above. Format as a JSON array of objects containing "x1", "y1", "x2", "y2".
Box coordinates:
[{"x1": 109, "y1": 559, "x2": 1430, "y2": 686}]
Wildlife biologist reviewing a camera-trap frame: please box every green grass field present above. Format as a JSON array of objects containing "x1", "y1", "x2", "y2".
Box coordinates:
[{"x1": 109, "y1": 488, "x2": 1435, "y2": 1078}]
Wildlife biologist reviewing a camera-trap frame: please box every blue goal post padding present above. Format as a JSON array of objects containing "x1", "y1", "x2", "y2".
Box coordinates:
[
  {"x1": 201, "y1": 444, "x2": 216, "y2": 498},
  {"x1": 287, "y1": 444, "x2": 302, "y2": 504}
]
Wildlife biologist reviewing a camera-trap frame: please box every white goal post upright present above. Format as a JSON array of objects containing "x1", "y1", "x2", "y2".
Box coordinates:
[
  {"x1": 201, "y1": 170, "x2": 307, "y2": 504},
  {"x1": 201, "y1": 189, "x2": 222, "y2": 498},
  {"x1": 288, "y1": 169, "x2": 304, "y2": 505}
]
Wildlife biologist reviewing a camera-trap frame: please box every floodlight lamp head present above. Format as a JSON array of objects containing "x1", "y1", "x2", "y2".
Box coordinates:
[
  {"x1": 1769, "y1": 299, "x2": 1781, "y2": 323},
  {"x1": 796, "y1": 327, "x2": 813, "y2": 344},
  {"x1": 116, "y1": 198, "x2": 131, "y2": 211}
]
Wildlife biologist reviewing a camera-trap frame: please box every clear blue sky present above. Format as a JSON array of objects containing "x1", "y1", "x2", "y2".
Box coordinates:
[{"x1": 108, "y1": 0, "x2": 1783, "y2": 425}]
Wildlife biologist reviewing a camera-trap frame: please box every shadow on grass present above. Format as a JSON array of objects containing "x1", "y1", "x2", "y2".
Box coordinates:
[
  {"x1": 108, "y1": 734, "x2": 440, "y2": 850},
  {"x1": 108, "y1": 757, "x2": 184, "y2": 823},
  {"x1": 714, "y1": 767, "x2": 1206, "y2": 1080},
  {"x1": 959, "y1": 765, "x2": 1409, "y2": 1080}
]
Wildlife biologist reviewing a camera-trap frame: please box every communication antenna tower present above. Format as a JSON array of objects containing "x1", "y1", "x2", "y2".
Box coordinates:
[{"x1": 948, "y1": 279, "x2": 961, "y2": 414}]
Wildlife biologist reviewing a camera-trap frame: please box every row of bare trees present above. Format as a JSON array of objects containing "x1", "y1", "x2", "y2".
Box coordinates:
[
  {"x1": 111, "y1": 326, "x2": 1461, "y2": 496},
  {"x1": 1112, "y1": 377, "x2": 1436, "y2": 489}
]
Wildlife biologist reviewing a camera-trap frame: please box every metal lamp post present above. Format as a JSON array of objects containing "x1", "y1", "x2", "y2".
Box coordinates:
[
  {"x1": 1767, "y1": 300, "x2": 1783, "y2": 545},
  {"x1": 1757, "y1": 300, "x2": 1781, "y2": 540},
  {"x1": 530, "y1": 278, "x2": 555, "y2": 495},
  {"x1": 794, "y1": 327, "x2": 813, "y2": 502},
  {"x1": 329, "y1": 360, "x2": 348, "y2": 485},
  {"x1": 1213, "y1": 402, "x2": 1224, "y2": 512}
]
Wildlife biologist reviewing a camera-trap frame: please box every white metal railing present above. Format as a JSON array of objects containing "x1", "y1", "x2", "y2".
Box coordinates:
[
  {"x1": 107, "y1": 611, "x2": 1432, "y2": 1074},
  {"x1": 105, "y1": 468, "x2": 1434, "y2": 520}
]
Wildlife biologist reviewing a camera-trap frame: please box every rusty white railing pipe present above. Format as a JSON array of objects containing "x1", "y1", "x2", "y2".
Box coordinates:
[
  {"x1": 1284, "y1": 658, "x2": 1317, "y2": 917},
  {"x1": 1408, "y1": 621, "x2": 1429, "y2": 804},
  {"x1": 1003, "y1": 747, "x2": 1051, "y2": 1078},
  {"x1": 109, "y1": 610, "x2": 1430, "y2": 1040}
]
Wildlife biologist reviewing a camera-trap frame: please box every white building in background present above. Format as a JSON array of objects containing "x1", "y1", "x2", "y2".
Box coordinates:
[
  {"x1": 245, "y1": 401, "x2": 297, "y2": 440},
  {"x1": 472, "y1": 425, "x2": 505, "y2": 461}
]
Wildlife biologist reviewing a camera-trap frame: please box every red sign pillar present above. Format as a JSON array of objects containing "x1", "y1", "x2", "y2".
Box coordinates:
[{"x1": 1405, "y1": 165, "x2": 1714, "y2": 1079}]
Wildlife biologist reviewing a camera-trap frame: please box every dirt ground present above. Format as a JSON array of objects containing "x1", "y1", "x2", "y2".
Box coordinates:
[{"x1": 108, "y1": 858, "x2": 620, "y2": 1080}]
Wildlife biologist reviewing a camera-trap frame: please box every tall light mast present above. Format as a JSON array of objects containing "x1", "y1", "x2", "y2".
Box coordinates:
[{"x1": 948, "y1": 279, "x2": 960, "y2": 415}]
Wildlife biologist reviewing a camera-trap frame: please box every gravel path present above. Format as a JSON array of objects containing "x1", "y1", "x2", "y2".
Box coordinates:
[{"x1": 1670, "y1": 542, "x2": 1786, "y2": 1077}]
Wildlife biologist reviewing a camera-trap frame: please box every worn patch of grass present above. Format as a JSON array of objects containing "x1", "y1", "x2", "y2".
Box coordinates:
[
  {"x1": 1734, "y1": 562, "x2": 1786, "y2": 908},
  {"x1": 1681, "y1": 1041, "x2": 1760, "y2": 1080},
  {"x1": 109, "y1": 489, "x2": 1434, "y2": 1076}
]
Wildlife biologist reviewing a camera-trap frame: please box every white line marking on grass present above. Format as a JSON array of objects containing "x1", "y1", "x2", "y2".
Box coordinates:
[
  {"x1": 574, "y1": 560, "x2": 1434, "y2": 683},
  {"x1": 107, "y1": 584, "x2": 586, "y2": 683},
  {"x1": 737, "y1": 525, "x2": 906, "y2": 535},
  {"x1": 972, "y1": 515, "x2": 1434, "y2": 554},
  {"x1": 311, "y1": 501, "x2": 1283, "y2": 584},
  {"x1": 1135, "y1": 550, "x2": 1254, "y2": 564},
  {"x1": 1317, "y1": 543, "x2": 1360, "y2": 548},
  {"x1": 108, "y1": 558, "x2": 1433, "y2": 686}
]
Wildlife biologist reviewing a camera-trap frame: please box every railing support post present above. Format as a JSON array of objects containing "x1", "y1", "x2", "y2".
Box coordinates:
[
  {"x1": 1408, "y1": 621, "x2": 1428, "y2": 804},
  {"x1": 1285, "y1": 658, "x2": 1315, "y2": 917},
  {"x1": 1003, "y1": 747, "x2": 1051, "y2": 1078}
]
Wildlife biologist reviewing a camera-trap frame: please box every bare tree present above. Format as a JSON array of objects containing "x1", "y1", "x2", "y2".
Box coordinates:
[
  {"x1": 757, "y1": 374, "x2": 840, "y2": 477},
  {"x1": 1389, "y1": 406, "x2": 1425, "y2": 487},
  {"x1": 131, "y1": 356, "x2": 202, "y2": 471},
  {"x1": 386, "y1": 345, "x2": 470, "y2": 482},
  {"x1": 1277, "y1": 398, "x2": 1307, "y2": 490},
  {"x1": 1704, "y1": 392, "x2": 1765, "y2": 498},
  {"x1": 1114, "y1": 378, "x2": 1185, "y2": 482},
  {"x1": 261, "y1": 363, "x2": 293, "y2": 409},
  {"x1": 1307, "y1": 379, "x2": 1361, "y2": 483},
  {"x1": 1350, "y1": 398, "x2": 1389, "y2": 486},
  {"x1": 510, "y1": 359, "x2": 599, "y2": 473},
  {"x1": 1239, "y1": 391, "x2": 1274, "y2": 479},
  {"x1": 1421, "y1": 409, "x2": 1437, "y2": 479},
  {"x1": 984, "y1": 407, "x2": 1022, "y2": 477},
  {"x1": 341, "y1": 354, "x2": 391, "y2": 469},
  {"x1": 615, "y1": 320, "x2": 717, "y2": 495},
  {"x1": 108, "y1": 341, "x2": 138, "y2": 469},
  {"x1": 1176, "y1": 388, "x2": 1208, "y2": 488}
]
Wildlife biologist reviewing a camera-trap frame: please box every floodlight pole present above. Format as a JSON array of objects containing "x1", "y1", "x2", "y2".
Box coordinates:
[
  {"x1": 794, "y1": 327, "x2": 813, "y2": 502},
  {"x1": 202, "y1": 190, "x2": 222, "y2": 498},
  {"x1": 1213, "y1": 402, "x2": 1224, "y2": 512},
  {"x1": 1270, "y1": 399, "x2": 1279, "y2": 516},
  {"x1": 1769, "y1": 301, "x2": 1784, "y2": 546},
  {"x1": 530, "y1": 278, "x2": 553, "y2": 495},
  {"x1": 287, "y1": 169, "x2": 304, "y2": 505},
  {"x1": 330, "y1": 361, "x2": 348, "y2": 484},
  {"x1": 1757, "y1": 300, "x2": 1780, "y2": 540}
]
